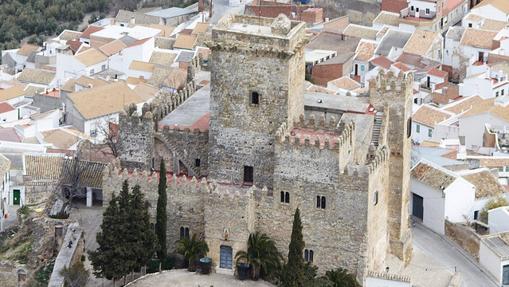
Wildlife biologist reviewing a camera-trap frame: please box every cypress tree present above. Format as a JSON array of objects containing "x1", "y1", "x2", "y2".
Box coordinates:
[
  {"x1": 155, "y1": 159, "x2": 168, "y2": 260},
  {"x1": 129, "y1": 184, "x2": 157, "y2": 270},
  {"x1": 281, "y1": 208, "x2": 306, "y2": 287},
  {"x1": 89, "y1": 193, "x2": 129, "y2": 281},
  {"x1": 117, "y1": 180, "x2": 136, "y2": 274}
]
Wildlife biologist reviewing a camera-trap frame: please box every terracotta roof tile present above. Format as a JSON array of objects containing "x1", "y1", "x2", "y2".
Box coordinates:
[
  {"x1": 81, "y1": 25, "x2": 104, "y2": 39},
  {"x1": 413, "y1": 105, "x2": 452, "y2": 127},
  {"x1": 403, "y1": 30, "x2": 439, "y2": 55},
  {"x1": 460, "y1": 28, "x2": 498, "y2": 49},
  {"x1": 98, "y1": 39, "x2": 127, "y2": 56},
  {"x1": 68, "y1": 82, "x2": 154, "y2": 120},
  {"x1": 75, "y1": 48, "x2": 108, "y2": 67},
  {"x1": 174, "y1": 34, "x2": 197, "y2": 50},
  {"x1": 462, "y1": 170, "x2": 505, "y2": 199},
  {"x1": 411, "y1": 162, "x2": 457, "y2": 190},
  {"x1": 355, "y1": 40, "x2": 377, "y2": 62},
  {"x1": 371, "y1": 56, "x2": 393, "y2": 69}
]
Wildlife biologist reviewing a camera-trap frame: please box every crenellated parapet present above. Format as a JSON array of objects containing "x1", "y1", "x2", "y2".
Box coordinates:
[
  {"x1": 275, "y1": 114, "x2": 354, "y2": 152},
  {"x1": 160, "y1": 124, "x2": 208, "y2": 136},
  {"x1": 369, "y1": 69, "x2": 413, "y2": 93},
  {"x1": 207, "y1": 14, "x2": 308, "y2": 59},
  {"x1": 367, "y1": 145, "x2": 389, "y2": 174},
  {"x1": 293, "y1": 114, "x2": 341, "y2": 131}
]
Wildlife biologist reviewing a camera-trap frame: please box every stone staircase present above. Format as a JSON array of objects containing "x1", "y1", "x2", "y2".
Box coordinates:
[
  {"x1": 371, "y1": 111, "x2": 384, "y2": 147},
  {"x1": 155, "y1": 133, "x2": 200, "y2": 177}
]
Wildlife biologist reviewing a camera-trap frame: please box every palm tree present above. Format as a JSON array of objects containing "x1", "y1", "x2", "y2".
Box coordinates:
[
  {"x1": 176, "y1": 234, "x2": 209, "y2": 272},
  {"x1": 235, "y1": 232, "x2": 282, "y2": 280},
  {"x1": 324, "y1": 268, "x2": 360, "y2": 287}
]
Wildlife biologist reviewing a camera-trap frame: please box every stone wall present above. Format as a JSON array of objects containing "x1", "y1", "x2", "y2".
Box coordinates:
[
  {"x1": 155, "y1": 127, "x2": 209, "y2": 177},
  {"x1": 118, "y1": 81, "x2": 197, "y2": 170},
  {"x1": 445, "y1": 221, "x2": 480, "y2": 260},
  {"x1": 48, "y1": 222, "x2": 84, "y2": 287},
  {"x1": 118, "y1": 110, "x2": 155, "y2": 170}
]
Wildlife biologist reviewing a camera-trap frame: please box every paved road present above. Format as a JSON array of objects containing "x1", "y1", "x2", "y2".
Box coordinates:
[{"x1": 413, "y1": 223, "x2": 497, "y2": 287}]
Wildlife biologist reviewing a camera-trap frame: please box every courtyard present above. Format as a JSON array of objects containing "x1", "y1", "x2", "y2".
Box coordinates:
[{"x1": 126, "y1": 269, "x2": 274, "y2": 287}]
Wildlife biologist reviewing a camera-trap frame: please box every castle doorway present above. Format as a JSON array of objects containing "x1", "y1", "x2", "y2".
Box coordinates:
[{"x1": 219, "y1": 245, "x2": 232, "y2": 269}]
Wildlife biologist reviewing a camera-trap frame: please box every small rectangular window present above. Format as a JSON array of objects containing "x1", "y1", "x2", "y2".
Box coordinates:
[
  {"x1": 195, "y1": 159, "x2": 201, "y2": 167},
  {"x1": 243, "y1": 166, "x2": 253, "y2": 185},
  {"x1": 468, "y1": 23, "x2": 472, "y2": 28},
  {"x1": 496, "y1": 91, "x2": 499, "y2": 97},
  {"x1": 426, "y1": 8, "x2": 430, "y2": 14},
  {"x1": 416, "y1": 124, "x2": 420, "y2": 133},
  {"x1": 428, "y1": 128, "x2": 433, "y2": 138},
  {"x1": 502, "y1": 89, "x2": 505, "y2": 96},
  {"x1": 407, "y1": 118, "x2": 412, "y2": 138},
  {"x1": 304, "y1": 249, "x2": 314, "y2": 262},
  {"x1": 250, "y1": 91, "x2": 260, "y2": 105},
  {"x1": 416, "y1": 7, "x2": 419, "y2": 12},
  {"x1": 316, "y1": 195, "x2": 326, "y2": 209},
  {"x1": 373, "y1": 191, "x2": 379, "y2": 206}
]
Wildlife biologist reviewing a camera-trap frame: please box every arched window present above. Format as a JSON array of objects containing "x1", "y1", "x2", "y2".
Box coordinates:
[{"x1": 180, "y1": 226, "x2": 190, "y2": 240}]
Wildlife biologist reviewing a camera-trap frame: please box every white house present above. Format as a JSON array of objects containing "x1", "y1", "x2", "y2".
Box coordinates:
[
  {"x1": 459, "y1": 69, "x2": 509, "y2": 99},
  {"x1": 0, "y1": 154, "x2": 10, "y2": 231},
  {"x1": 410, "y1": 161, "x2": 476, "y2": 235},
  {"x1": 488, "y1": 206, "x2": 509, "y2": 234},
  {"x1": 469, "y1": 0, "x2": 509, "y2": 22},
  {"x1": 56, "y1": 48, "x2": 108, "y2": 84},
  {"x1": 64, "y1": 82, "x2": 157, "y2": 142},
  {"x1": 479, "y1": 232, "x2": 509, "y2": 286},
  {"x1": 412, "y1": 104, "x2": 454, "y2": 143}
]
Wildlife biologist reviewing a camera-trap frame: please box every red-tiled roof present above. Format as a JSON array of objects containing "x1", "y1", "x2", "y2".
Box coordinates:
[
  {"x1": 381, "y1": 0, "x2": 407, "y2": 13},
  {"x1": 66, "y1": 39, "x2": 82, "y2": 53},
  {"x1": 0, "y1": 102, "x2": 14, "y2": 113},
  {"x1": 371, "y1": 56, "x2": 393, "y2": 69},
  {"x1": 428, "y1": 68, "x2": 448, "y2": 78},
  {"x1": 81, "y1": 26, "x2": 104, "y2": 39},
  {"x1": 0, "y1": 128, "x2": 21, "y2": 142}
]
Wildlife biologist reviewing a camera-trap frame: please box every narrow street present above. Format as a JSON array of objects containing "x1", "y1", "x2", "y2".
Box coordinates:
[{"x1": 413, "y1": 223, "x2": 498, "y2": 287}]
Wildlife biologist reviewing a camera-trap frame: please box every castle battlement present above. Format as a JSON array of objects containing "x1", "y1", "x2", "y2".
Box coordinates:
[
  {"x1": 160, "y1": 124, "x2": 208, "y2": 135},
  {"x1": 369, "y1": 69, "x2": 413, "y2": 94},
  {"x1": 208, "y1": 14, "x2": 308, "y2": 59},
  {"x1": 275, "y1": 115, "x2": 354, "y2": 151},
  {"x1": 294, "y1": 114, "x2": 340, "y2": 131},
  {"x1": 121, "y1": 81, "x2": 197, "y2": 124}
]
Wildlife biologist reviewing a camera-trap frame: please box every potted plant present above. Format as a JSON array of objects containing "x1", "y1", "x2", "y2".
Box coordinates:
[
  {"x1": 176, "y1": 234, "x2": 209, "y2": 272},
  {"x1": 235, "y1": 232, "x2": 282, "y2": 280}
]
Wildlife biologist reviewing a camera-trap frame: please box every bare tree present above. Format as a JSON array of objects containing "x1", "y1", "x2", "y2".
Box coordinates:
[{"x1": 98, "y1": 121, "x2": 119, "y2": 158}]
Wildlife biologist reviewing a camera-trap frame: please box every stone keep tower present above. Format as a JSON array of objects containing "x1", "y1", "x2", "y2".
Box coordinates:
[
  {"x1": 118, "y1": 105, "x2": 155, "y2": 170},
  {"x1": 207, "y1": 14, "x2": 307, "y2": 189},
  {"x1": 369, "y1": 70, "x2": 413, "y2": 264}
]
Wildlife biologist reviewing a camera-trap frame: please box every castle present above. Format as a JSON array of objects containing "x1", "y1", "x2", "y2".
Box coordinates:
[{"x1": 104, "y1": 14, "x2": 413, "y2": 280}]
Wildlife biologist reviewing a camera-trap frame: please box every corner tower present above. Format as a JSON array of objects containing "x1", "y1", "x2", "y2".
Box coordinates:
[
  {"x1": 369, "y1": 70, "x2": 413, "y2": 264},
  {"x1": 207, "y1": 14, "x2": 307, "y2": 189}
]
